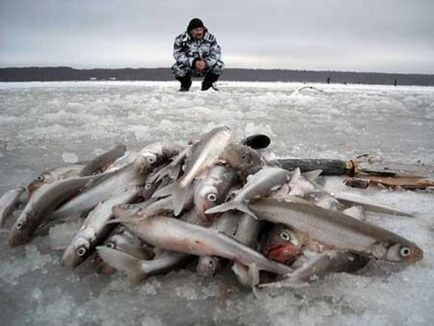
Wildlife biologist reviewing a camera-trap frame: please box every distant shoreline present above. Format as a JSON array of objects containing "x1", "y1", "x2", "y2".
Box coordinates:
[{"x1": 1, "y1": 67, "x2": 434, "y2": 86}]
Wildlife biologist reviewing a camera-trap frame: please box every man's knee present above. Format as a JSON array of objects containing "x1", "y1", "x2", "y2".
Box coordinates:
[{"x1": 209, "y1": 60, "x2": 224, "y2": 75}]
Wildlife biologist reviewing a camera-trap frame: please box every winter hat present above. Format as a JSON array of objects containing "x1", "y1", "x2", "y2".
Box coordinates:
[{"x1": 187, "y1": 18, "x2": 204, "y2": 32}]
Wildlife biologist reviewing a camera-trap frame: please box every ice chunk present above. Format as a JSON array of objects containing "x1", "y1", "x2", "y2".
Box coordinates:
[{"x1": 62, "y1": 152, "x2": 79, "y2": 163}]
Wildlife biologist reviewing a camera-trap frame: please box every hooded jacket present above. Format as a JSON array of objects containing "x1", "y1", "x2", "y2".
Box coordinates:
[{"x1": 173, "y1": 29, "x2": 222, "y2": 69}]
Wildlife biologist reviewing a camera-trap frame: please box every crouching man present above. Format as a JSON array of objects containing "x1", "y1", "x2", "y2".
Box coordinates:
[{"x1": 171, "y1": 18, "x2": 224, "y2": 91}]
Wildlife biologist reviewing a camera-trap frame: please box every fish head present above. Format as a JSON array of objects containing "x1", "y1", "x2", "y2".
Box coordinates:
[
  {"x1": 161, "y1": 144, "x2": 181, "y2": 158},
  {"x1": 385, "y1": 242, "x2": 424, "y2": 263},
  {"x1": 142, "y1": 182, "x2": 158, "y2": 200},
  {"x1": 225, "y1": 144, "x2": 263, "y2": 172},
  {"x1": 62, "y1": 236, "x2": 91, "y2": 268},
  {"x1": 197, "y1": 256, "x2": 221, "y2": 276},
  {"x1": 96, "y1": 238, "x2": 120, "y2": 274},
  {"x1": 194, "y1": 183, "x2": 220, "y2": 221},
  {"x1": 27, "y1": 173, "x2": 52, "y2": 196},
  {"x1": 134, "y1": 151, "x2": 159, "y2": 175},
  {"x1": 8, "y1": 214, "x2": 33, "y2": 246},
  {"x1": 263, "y1": 224, "x2": 302, "y2": 264}
]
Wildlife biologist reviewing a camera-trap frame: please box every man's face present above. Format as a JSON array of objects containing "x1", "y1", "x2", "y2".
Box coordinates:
[{"x1": 190, "y1": 27, "x2": 204, "y2": 40}]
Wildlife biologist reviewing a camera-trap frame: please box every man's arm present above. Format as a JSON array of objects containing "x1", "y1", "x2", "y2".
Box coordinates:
[
  {"x1": 173, "y1": 35, "x2": 190, "y2": 66},
  {"x1": 204, "y1": 38, "x2": 222, "y2": 68}
]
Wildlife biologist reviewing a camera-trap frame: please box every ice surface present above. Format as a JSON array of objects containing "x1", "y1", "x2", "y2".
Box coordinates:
[
  {"x1": 0, "y1": 81, "x2": 433, "y2": 325},
  {"x1": 49, "y1": 220, "x2": 83, "y2": 250}
]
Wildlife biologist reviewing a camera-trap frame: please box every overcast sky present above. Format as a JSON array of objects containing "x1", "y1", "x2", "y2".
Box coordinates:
[{"x1": 1, "y1": 0, "x2": 433, "y2": 73}]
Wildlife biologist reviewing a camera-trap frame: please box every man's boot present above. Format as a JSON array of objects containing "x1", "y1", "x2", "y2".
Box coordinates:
[
  {"x1": 176, "y1": 75, "x2": 192, "y2": 92},
  {"x1": 201, "y1": 73, "x2": 219, "y2": 91}
]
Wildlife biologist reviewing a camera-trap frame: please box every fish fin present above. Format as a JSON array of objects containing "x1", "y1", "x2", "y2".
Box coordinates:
[
  {"x1": 247, "y1": 263, "x2": 260, "y2": 287},
  {"x1": 334, "y1": 193, "x2": 414, "y2": 217},
  {"x1": 152, "y1": 181, "x2": 178, "y2": 198},
  {"x1": 302, "y1": 169, "x2": 323, "y2": 182},
  {"x1": 206, "y1": 200, "x2": 260, "y2": 219},
  {"x1": 290, "y1": 168, "x2": 302, "y2": 182},
  {"x1": 96, "y1": 246, "x2": 147, "y2": 283},
  {"x1": 152, "y1": 162, "x2": 182, "y2": 183},
  {"x1": 205, "y1": 200, "x2": 243, "y2": 215},
  {"x1": 150, "y1": 165, "x2": 169, "y2": 184},
  {"x1": 232, "y1": 262, "x2": 260, "y2": 289},
  {"x1": 232, "y1": 262, "x2": 250, "y2": 287},
  {"x1": 153, "y1": 181, "x2": 188, "y2": 216}
]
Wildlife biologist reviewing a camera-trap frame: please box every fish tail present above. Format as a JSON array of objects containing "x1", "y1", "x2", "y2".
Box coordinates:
[{"x1": 96, "y1": 246, "x2": 147, "y2": 283}]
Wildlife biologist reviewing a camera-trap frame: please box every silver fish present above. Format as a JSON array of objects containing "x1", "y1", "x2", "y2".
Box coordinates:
[
  {"x1": 98, "y1": 226, "x2": 154, "y2": 275},
  {"x1": 97, "y1": 246, "x2": 188, "y2": 283},
  {"x1": 9, "y1": 174, "x2": 107, "y2": 246},
  {"x1": 0, "y1": 187, "x2": 25, "y2": 227},
  {"x1": 104, "y1": 227, "x2": 153, "y2": 260},
  {"x1": 196, "y1": 210, "x2": 239, "y2": 277},
  {"x1": 114, "y1": 212, "x2": 292, "y2": 275},
  {"x1": 248, "y1": 198, "x2": 423, "y2": 263},
  {"x1": 260, "y1": 251, "x2": 369, "y2": 288},
  {"x1": 206, "y1": 166, "x2": 290, "y2": 217},
  {"x1": 231, "y1": 212, "x2": 263, "y2": 287},
  {"x1": 62, "y1": 188, "x2": 140, "y2": 268},
  {"x1": 153, "y1": 126, "x2": 262, "y2": 215},
  {"x1": 51, "y1": 162, "x2": 145, "y2": 220},
  {"x1": 133, "y1": 142, "x2": 180, "y2": 175},
  {"x1": 153, "y1": 127, "x2": 234, "y2": 215},
  {"x1": 194, "y1": 165, "x2": 238, "y2": 221},
  {"x1": 104, "y1": 151, "x2": 138, "y2": 173},
  {"x1": 141, "y1": 172, "x2": 172, "y2": 201},
  {"x1": 79, "y1": 143, "x2": 127, "y2": 176},
  {"x1": 110, "y1": 189, "x2": 195, "y2": 225},
  {"x1": 27, "y1": 163, "x2": 87, "y2": 197}
]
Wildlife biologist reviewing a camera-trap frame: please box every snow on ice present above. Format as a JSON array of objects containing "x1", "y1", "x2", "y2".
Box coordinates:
[{"x1": 0, "y1": 81, "x2": 433, "y2": 325}]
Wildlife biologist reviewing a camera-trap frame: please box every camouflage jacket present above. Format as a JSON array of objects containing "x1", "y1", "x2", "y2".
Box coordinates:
[{"x1": 173, "y1": 30, "x2": 222, "y2": 68}]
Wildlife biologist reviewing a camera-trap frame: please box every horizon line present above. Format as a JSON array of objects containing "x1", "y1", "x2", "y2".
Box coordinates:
[{"x1": 1, "y1": 66, "x2": 433, "y2": 76}]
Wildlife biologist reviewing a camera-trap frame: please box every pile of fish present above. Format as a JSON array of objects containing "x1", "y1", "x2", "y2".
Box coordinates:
[{"x1": 0, "y1": 126, "x2": 423, "y2": 288}]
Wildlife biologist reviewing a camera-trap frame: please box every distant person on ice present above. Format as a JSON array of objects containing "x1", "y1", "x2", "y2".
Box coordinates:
[{"x1": 172, "y1": 18, "x2": 224, "y2": 92}]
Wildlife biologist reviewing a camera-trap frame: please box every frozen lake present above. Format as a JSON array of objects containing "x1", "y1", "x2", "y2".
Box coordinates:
[{"x1": 1, "y1": 81, "x2": 433, "y2": 325}]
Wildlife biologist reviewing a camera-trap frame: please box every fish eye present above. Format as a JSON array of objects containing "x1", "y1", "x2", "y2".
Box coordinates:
[
  {"x1": 241, "y1": 154, "x2": 246, "y2": 160},
  {"x1": 76, "y1": 246, "x2": 87, "y2": 257},
  {"x1": 147, "y1": 156, "x2": 156, "y2": 164},
  {"x1": 16, "y1": 222, "x2": 23, "y2": 230},
  {"x1": 280, "y1": 231, "x2": 290, "y2": 241},
  {"x1": 399, "y1": 246, "x2": 411, "y2": 257},
  {"x1": 228, "y1": 191, "x2": 237, "y2": 199},
  {"x1": 145, "y1": 184, "x2": 152, "y2": 190},
  {"x1": 207, "y1": 193, "x2": 217, "y2": 202},
  {"x1": 105, "y1": 242, "x2": 115, "y2": 249},
  {"x1": 36, "y1": 176, "x2": 44, "y2": 181}
]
